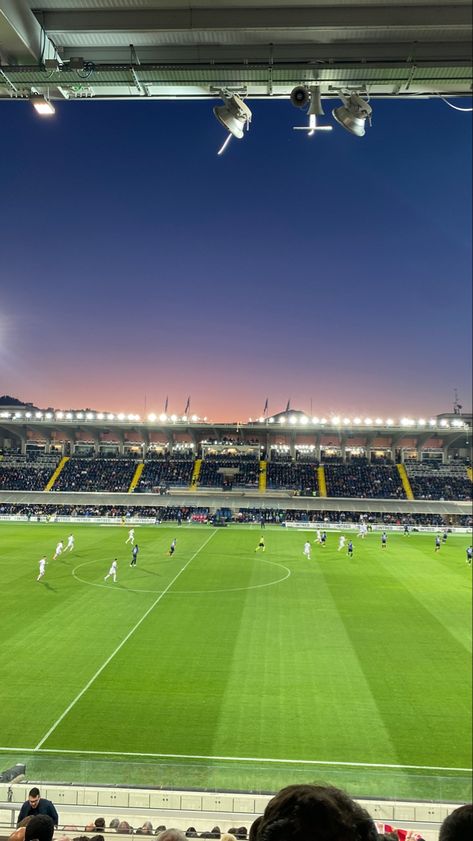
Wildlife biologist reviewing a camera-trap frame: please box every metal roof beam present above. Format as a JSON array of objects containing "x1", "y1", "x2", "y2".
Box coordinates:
[
  {"x1": 38, "y1": 5, "x2": 472, "y2": 35},
  {"x1": 0, "y1": 0, "x2": 59, "y2": 64}
]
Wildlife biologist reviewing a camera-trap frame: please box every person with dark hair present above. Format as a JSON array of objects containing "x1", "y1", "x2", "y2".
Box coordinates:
[
  {"x1": 24, "y1": 815, "x2": 55, "y2": 841},
  {"x1": 17, "y1": 790, "x2": 58, "y2": 827},
  {"x1": 439, "y1": 804, "x2": 472, "y2": 841},
  {"x1": 156, "y1": 831, "x2": 187, "y2": 841},
  {"x1": 250, "y1": 783, "x2": 377, "y2": 841}
]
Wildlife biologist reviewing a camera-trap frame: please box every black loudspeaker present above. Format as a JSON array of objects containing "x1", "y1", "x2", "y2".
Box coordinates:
[{"x1": 290, "y1": 85, "x2": 310, "y2": 108}]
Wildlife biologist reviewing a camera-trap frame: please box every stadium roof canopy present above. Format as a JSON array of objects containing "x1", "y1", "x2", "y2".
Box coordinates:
[{"x1": 0, "y1": 0, "x2": 472, "y2": 104}]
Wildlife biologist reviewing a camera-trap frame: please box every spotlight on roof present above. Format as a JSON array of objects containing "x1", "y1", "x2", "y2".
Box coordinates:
[
  {"x1": 31, "y1": 95, "x2": 55, "y2": 116},
  {"x1": 332, "y1": 93, "x2": 372, "y2": 137},
  {"x1": 214, "y1": 93, "x2": 252, "y2": 154},
  {"x1": 293, "y1": 86, "x2": 333, "y2": 136}
]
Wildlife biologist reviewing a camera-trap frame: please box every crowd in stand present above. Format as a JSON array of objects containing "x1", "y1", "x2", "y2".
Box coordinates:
[
  {"x1": 1, "y1": 502, "x2": 470, "y2": 529},
  {"x1": 405, "y1": 464, "x2": 472, "y2": 501},
  {"x1": 53, "y1": 458, "x2": 137, "y2": 492},
  {"x1": 8, "y1": 786, "x2": 472, "y2": 841},
  {"x1": 137, "y1": 458, "x2": 194, "y2": 491},
  {"x1": 199, "y1": 456, "x2": 259, "y2": 489},
  {"x1": 324, "y1": 465, "x2": 406, "y2": 499},
  {"x1": 266, "y1": 461, "x2": 319, "y2": 493},
  {"x1": 0, "y1": 452, "x2": 471, "y2": 500},
  {"x1": 0, "y1": 465, "x2": 56, "y2": 491}
]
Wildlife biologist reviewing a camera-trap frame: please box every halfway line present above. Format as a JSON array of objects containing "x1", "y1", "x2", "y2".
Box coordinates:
[{"x1": 34, "y1": 530, "x2": 218, "y2": 751}]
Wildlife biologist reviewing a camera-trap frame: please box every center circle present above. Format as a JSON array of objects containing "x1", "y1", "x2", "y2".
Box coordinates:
[{"x1": 72, "y1": 557, "x2": 291, "y2": 594}]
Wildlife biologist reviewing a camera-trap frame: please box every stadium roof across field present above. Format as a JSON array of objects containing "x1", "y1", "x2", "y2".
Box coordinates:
[{"x1": 0, "y1": 0, "x2": 471, "y2": 104}]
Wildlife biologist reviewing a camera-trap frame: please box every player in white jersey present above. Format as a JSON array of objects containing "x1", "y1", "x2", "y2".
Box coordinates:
[
  {"x1": 53, "y1": 540, "x2": 64, "y2": 559},
  {"x1": 37, "y1": 557, "x2": 47, "y2": 581},
  {"x1": 303, "y1": 541, "x2": 312, "y2": 559},
  {"x1": 104, "y1": 559, "x2": 118, "y2": 582},
  {"x1": 66, "y1": 534, "x2": 74, "y2": 552},
  {"x1": 315, "y1": 529, "x2": 322, "y2": 544},
  {"x1": 125, "y1": 528, "x2": 135, "y2": 545},
  {"x1": 338, "y1": 535, "x2": 346, "y2": 551},
  {"x1": 357, "y1": 523, "x2": 367, "y2": 539}
]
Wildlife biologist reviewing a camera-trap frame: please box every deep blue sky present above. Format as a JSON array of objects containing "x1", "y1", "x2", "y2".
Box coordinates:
[{"x1": 0, "y1": 97, "x2": 471, "y2": 420}]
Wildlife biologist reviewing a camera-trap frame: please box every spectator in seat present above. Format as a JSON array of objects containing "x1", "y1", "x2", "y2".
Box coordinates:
[
  {"x1": 250, "y1": 783, "x2": 377, "y2": 841},
  {"x1": 156, "y1": 831, "x2": 187, "y2": 841},
  {"x1": 109, "y1": 820, "x2": 120, "y2": 830},
  {"x1": 439, "y1": 804, "x2": 472, "y2": 841},
  {"x1": 136, "y1": 823, "x2": 154, "y2": 835},
  {"x1": 117, "y1": 822, "x2": 133, "y2": 834},
  {"x1": 17, "y1": 789, "x2": 59, "y2": 827},
  {"x1": 24, "y1": 816, "x2": 55, "y2": 841}
]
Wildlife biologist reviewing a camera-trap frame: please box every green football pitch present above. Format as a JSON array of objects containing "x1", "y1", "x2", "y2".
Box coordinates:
[{"x1": 0, "y1": 522, "x2": 471, "y2": 801}]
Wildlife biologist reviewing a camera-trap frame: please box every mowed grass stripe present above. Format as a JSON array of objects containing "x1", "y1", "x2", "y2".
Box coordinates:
[
  {"x1": 203, "y1": 530, "x2": 400, "y2": 766},
  {"x1": 317, "y1": 535, "x2": 472, "y2": 768}
]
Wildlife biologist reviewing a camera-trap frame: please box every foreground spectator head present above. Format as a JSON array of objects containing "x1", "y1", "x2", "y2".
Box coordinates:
[
  {"x1": 25, "y1": 816, "x2": 55, "y2": 841},
  {"x1": 439, "y1": 805, "x2": 472, "y2": 841},
  {"x1": 137, "y1": 823, "x2": 154, "y2": 835},
  {"x1": 221, "y1": 835, "x2": 238, "y2": 841},
  {"x1": 156, "y1": 831, "x2": 187, "y2": 841},
  {"x1": 117, "y1": 822, "x2": 133, "y2": 835},
  {"x1": 185, "y1": 829, "x2": 197, "y2": 838},
  {"x1": 94, "y1": 819, "x2": 106, "y2": 831},
  {"x1": 252, "y1": 784, "x2": 377, "y2": 841},
  {"x1": 109, "y1": 821, "x2": 120, "y2": 831}
]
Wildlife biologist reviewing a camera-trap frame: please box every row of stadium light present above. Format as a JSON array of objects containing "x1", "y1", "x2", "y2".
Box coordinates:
[
  {"x1": 0, "y1": 411, "x2": 468, "y2": 429},
  {"x1": 0, "y1": 411, "x2": 204, "y2": 423},
  {"x1": 255, "y1": 415, "x2": 468, "y2": 429}
]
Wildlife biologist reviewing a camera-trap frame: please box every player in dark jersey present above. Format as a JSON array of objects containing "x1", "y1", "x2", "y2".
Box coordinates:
[
  {"x1": 435, "y1": 535, "x2": 441, "y2": 552},
  {"x1": 466, "y1": 546, "x2": 472, "y2": 565},
  {"x1": 347, "y1": 540, "x2": 354, "y2": 558},
  {"x1": 381, "y1": 532, "x2": 387, "y2": 549},
  {"x1": 130, "y1": 544, "x2": 139, "y2": 566},
  {"x1": 168, "y1": 538, "x2": 177, "y2": 556}
]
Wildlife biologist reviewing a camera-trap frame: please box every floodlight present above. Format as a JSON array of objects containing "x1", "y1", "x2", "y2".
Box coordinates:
[
  {"x1": 127, "y1": 413, "x2": 134, "y2": 421},
  {"x1": 25, "y1": 412, "x2": 31, "y2": 418},
  {"x1": 107, "y1": 413, "x2": 115, "y2": 420},
  {"x1": 56, "y1": 411, "x2": 64, "y2": 419},
  {"x1": 300, "y1": 416, "x2": 308, "y2": 425},
  {"x1": 343, "y1": 417, "x2": 351, "y2": 425},
  {"x1": 375, "y1": 418, "x2": 383, "y2": 425},
  {"x1": 86, "y1": 412, "x2": 94, "y2": 420},
  {"x1": 279, "y1": 416, "x2": 286, "y2": 424},
  {"x1": 418, "y1": 418, "x2": 426, "y2": 426},
  {"x1": 76, "y1": 412, "x2": 83, "y2": 419},
  {"x1": 159, "y1": 413, "x2": 167, "y2": 422},
  {"x1": 214, "y1": 93, "x2": 252, "y2": 153},
  {"x1": 97, "y1": 413, "x2": 104, "y2": 420},
  {"x1": 117, "y1": 413, "x2": 125, "y2": 420},
  {"x1": 191, "y1": 414, "x2": 198, "y2": 422},
  {"x1": 35, "y1": 412, "x2": 43, "y2": 418},
  {"x1": 364, "y1": 418, "x2": 373, "y2": 425},
  {"x1": 353, "y1": 417, "x2": 361, "y2": 425},
  {"x1": 148, "y1": 413, "x2": 157, "y2": 421},
  {"x1": 45, "y1": 412, "x2": 52, "y2": 419},
  {"x1": 332, "y1": 416, "x2": 340, "y2": 424},
  {"x1": 332, "y1": 93, "x2": 372, "y2": 137},
  {"x1": 31, "y1": 95, "x2": 55, "y2": 116},
  {"x1": 289, "y1": 415, "x2": 297, "y2": 424},
  {"x1": 312, "y1": 417, "x2": 319, "y2": 424},
  {"x1": 320, "y1": 418, "x2": 327, "y2": 424},
  {"x1": 66, "y1": 412, "x2": 73, "y2": 419},
  {"x1": 170, "y1": 414, "x2": 177, "y2": 422},
  {"x1": 386, "y1": 418, "x2": 394, "y2": 426},
  {"x1": 429, "y1": 419, "x2": 436, "y2": 426}
]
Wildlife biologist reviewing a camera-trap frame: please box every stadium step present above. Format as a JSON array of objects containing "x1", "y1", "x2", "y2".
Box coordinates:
[
  {"x1": 397, "y1": 463, "x2": 414, "y2": 499},
  {"x1": 189, "y1": 458, "x2": 202, "y2": 491},
  {"x1": 44, "y1": 456, "x2": 69, "y2": 491},
  {"x1": 467, "y1": 466, "x2": 473, "y2": 482},
  {"x1": 317, "y1": 465, "x2": 327, "y2": 497},
  {"x1": 258, "y1": 459, "x2": 267, "y2": 492},
  {"x1": 128, "y1": 461, "x2": 144, "y2": 492}
]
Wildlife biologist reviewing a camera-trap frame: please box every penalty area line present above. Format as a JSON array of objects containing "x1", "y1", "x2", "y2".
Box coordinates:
[
  {"x1": 0, "y1": 746, "x2": 469, "y2": 774},
  {"x1": 33, "y1": 530, "x2": 218, "y2": 751}
]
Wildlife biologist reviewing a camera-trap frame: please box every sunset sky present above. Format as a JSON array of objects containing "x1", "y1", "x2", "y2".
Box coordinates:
[{"x1": 0, "y1": 97, "x2": 471, "y2": 421}]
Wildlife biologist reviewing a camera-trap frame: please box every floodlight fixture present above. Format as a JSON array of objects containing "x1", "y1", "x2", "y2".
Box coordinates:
[
  {"x1": 429, "y1": 419, "x2": 436, "y2": 426},
  {"x1": 364, "y1": 417, "x2": 373, "y2": 425},
  {"x1": 214, "y1": 92, "x2": 252, "y2": 154},
  {"x1": 386, "y1": 418, "x2": 394, "y2": 426},
  {"x1": 353, "y1": 417, "x2": 361, "y2": 425},
  {"x1": 332, "y1": 416, "x2": 341, "y2": 425},
  {"x1": 312, "y1": 417, "x2": 319, "y2": 424},
  {"x1": 418, "y1": 418, "x2": 426, "y2": 426},
  {"x1": 332, "y1": 93, "x2": 372, "y2": 137},
  {"x1": 31, "y1": 95, "x2": 55, "y2": 116},
  {"x1": 343, "y1": 417, "x2": 351, "y2": 425},
  {"x1": 375, "y1": 417, "x2": 383, "y2": 425},
  {"x1": 159, "y1": 413, "x2": 167, "y2": 422}
]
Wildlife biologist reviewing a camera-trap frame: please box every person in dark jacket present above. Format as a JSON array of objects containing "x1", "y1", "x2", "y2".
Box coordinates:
[{"x1": 17, "y1": 790, "x2": 58, "y2": 827}]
